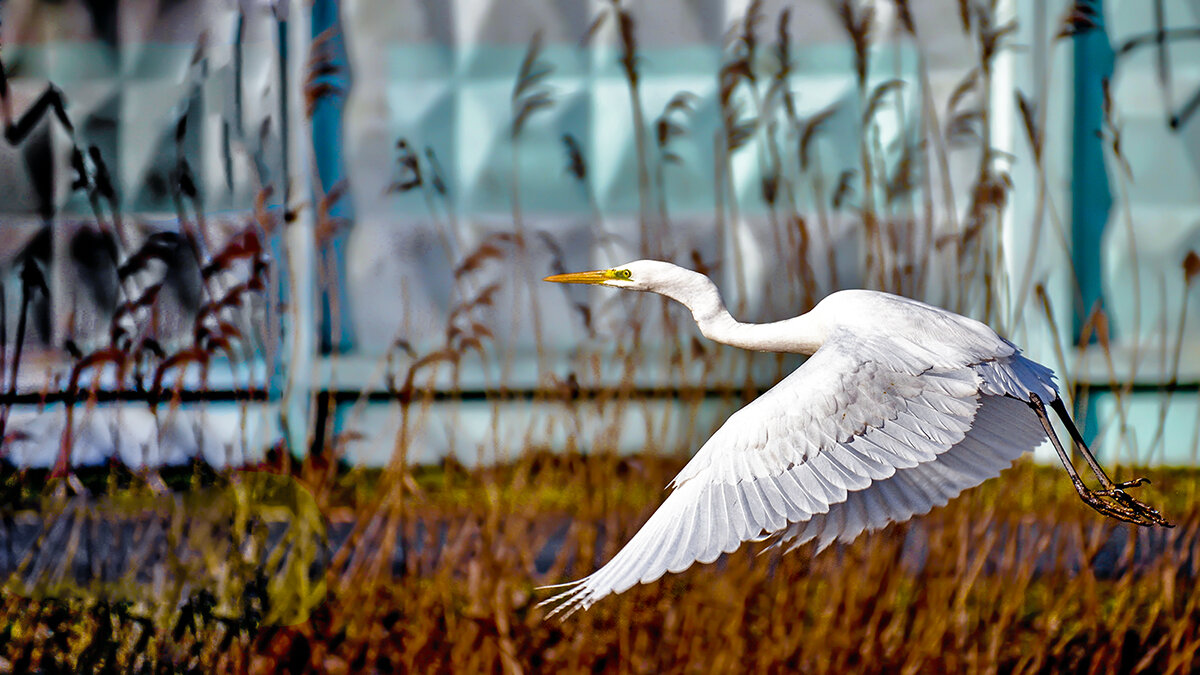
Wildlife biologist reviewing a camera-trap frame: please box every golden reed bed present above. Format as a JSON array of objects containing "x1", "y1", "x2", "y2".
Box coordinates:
[{"x1": 1, "y1": 454, "x2": 1197, "y2": 674}]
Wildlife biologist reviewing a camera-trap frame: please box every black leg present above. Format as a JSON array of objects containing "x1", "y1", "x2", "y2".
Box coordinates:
[
  {"x1": 1050, "y1": 398, "x2": 1151, "y2": 491},
  {"x1": 1028, "y1": 394, "x2": 1088, "y2": 489},
  {"x1": 1027, "y1": 394, "x2": 1135, "y2": 522},
  {"x1": 1049, "y1": 398, "x2": 1119, "y2": 488},
  {"x1": 1048, "y1": 397, "x2": 1172, "y2": 526},
  {"x1": 1028, "y1": 393, "x2": 1173, "y2": 527}
]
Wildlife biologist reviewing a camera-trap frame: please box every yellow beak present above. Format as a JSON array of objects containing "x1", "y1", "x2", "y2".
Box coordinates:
[{"x1": 543, "y1": 270, "x2": 612, "y2": 285}]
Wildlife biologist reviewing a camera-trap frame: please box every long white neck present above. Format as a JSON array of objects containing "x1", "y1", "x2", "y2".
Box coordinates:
[{"x1": 653, "y1": 274, "x2": 825, "y2": 355}]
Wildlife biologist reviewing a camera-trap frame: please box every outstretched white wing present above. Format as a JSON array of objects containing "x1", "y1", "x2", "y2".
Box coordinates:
[{"x1": 540, "y1": 331, "x2": 1054, "y2": 618}]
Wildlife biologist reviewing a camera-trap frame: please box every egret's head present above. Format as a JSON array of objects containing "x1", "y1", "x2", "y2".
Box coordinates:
[
  {"x1": 543, "y1": 260, "x2": 686, "y2": 292},
  {"x1": 545, "y1": 259, "x2": 724, "y2": 319}
]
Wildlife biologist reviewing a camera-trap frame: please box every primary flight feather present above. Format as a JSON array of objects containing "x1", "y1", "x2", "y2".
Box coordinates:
[{"x1": 540, "y1": 260, "x2": 1171, "y2": 619}]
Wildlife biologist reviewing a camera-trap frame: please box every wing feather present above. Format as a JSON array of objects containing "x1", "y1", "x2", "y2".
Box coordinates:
[
  {"x1": 810, "y1": 459, "x2": 851, "y2": 503},
  {"x1": 854, "y1": 435, "x2": 919, "y2": 469},
  {"x1": 776, "y1": 393, "x2": 1047, "y2": 554},
  {"x1": 540, "y1": 332, "x2": 1057, "y2": 618},
  {"x1": 776, "y1": 468, "x2": 821, "y2": 516},
  {"x1": 668, "y1": 496, "x2": 700, "y2": 573},
  {"x1": 734, "y1": 478, "x2": 763, "y2": 535},
  {"x1": 760, "y1": 474, "x2": 793, "y2": 523},
  {"x1": 695, "y1": 482, "x2": 717, "y2": 563},
  {"x1": 646, "y1": 504, "x2": 686, "y2": 576},
  {"x1": 756, "y1": 476, "x2": 790, "y2": 532},
  {"x1": 817, "y1": 499, "x2": 846, "y2": 551},
  {"x1": 831, "y1": 444, "x2": 894, "y2": 481},
  {"x1": 740, "y1": 474, "x2": 769, "y2": 532}
]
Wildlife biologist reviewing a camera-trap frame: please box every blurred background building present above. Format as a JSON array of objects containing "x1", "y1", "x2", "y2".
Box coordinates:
[{"x1": 0, "y1": 0, "x2": 1197, "y2": 470}]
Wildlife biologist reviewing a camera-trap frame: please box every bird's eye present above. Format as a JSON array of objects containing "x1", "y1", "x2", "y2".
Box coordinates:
[{"x1": 616, "y1": 269, "x2": 631, "y2": 279}]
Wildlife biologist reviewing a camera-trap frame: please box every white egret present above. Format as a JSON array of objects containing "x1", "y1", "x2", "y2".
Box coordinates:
[{"x1": 539, "y1": 260, "x2": 1172, "y2": 619}]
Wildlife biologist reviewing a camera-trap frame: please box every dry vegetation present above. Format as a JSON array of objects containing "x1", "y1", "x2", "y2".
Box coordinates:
[{"x1": 1, "y1": 457, "x2": 1199, "y2": 673}]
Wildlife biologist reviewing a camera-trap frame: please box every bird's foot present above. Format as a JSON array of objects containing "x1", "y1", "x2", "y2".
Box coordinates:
[{"x1": 1077, "y1": 479, "x2": 1173, "y2": 528}]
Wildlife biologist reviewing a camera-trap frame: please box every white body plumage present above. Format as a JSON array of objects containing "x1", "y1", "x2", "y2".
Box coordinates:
[{"x1": 538, "y1": 260, "x2": 1156, "y2": 619}]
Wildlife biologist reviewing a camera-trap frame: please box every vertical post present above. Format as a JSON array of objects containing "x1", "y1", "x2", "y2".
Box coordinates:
[
  {"x1": 990, "y1": 0, "x2": 1018, "y2": 326},
  {"x1": 1071, "y1": 4, "x2": 1113, "y2": 338},
  {"x1": 280, "y1": 1, "x2": 315, "y2": 458},
  {"x1": 1071, "y1": 1, "x2": 1114, "y2": 444},
  {"x1": 310, "y1": 0, "x2": 349, "y2": 355}
]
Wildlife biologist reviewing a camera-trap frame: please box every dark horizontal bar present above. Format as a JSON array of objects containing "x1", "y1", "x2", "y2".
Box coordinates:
[
  {"x1": 322, "y1": 386, "x2": 764, "y2": 404},
  {"x1": 0, "y1": 386, "x2": 745, "y2": 406},
  {"x1": 1071, "y1": 381, "x2": 1200, "y2": 396},
  {"x1": 327, "y1": 381, "x2": 1200, "y2": 404},
  {"x1": 0, "y1": 380, "x2": 1194, "y2": 407},
  {"x1": 0, "y1": 389, "x2": 271, "y2": 405}
]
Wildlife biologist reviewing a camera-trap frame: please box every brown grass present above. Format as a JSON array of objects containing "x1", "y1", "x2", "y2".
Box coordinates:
[{"x1": 2, "y1": 457, "x2": 1197, "y2": 673}]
